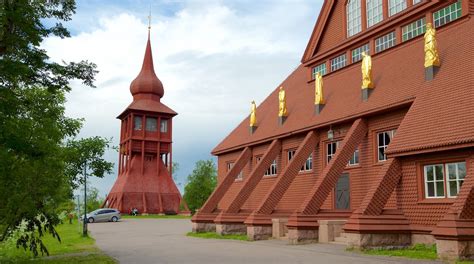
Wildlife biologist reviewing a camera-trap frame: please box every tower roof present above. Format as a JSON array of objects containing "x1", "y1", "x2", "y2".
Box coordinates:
[{"x1": 130, "y1": 33, "x2": 164, "y2": 100}]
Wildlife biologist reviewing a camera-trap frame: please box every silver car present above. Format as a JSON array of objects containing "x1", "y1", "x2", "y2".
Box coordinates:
[{"x1": 82, "y1": 208, "x2": 121, "y2": 223}]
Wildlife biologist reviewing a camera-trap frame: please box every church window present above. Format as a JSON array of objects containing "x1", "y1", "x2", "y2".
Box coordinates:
[
  {"x1": 402, "y1": 18, "x2": 426, "y2": 42},
  {"x1": 377, "y1": 130, "x2": 396, "y2": 162},
  {"x1": 146, "y1": 117, "x2": 158, "y2": 132},
  {"x1": 312, "y1": 63, "x2": 327, "y2": 79},
  {"x1": 433, "y1": 0, "x2": 462, "y2": 28},
  {"x1": 423, "y1": 162, "x2": 465, "y2": 199},
  {"x1": 227, "y1": 162, "x2": 243, "y2": 180},
  {"x1": 388, "y1": 0, "x2": 407, "y2": 17},
  {"x1": 352, "y1": 43, "x2": 370, "y2": 63},
  {"x1": 413, "y1": 0, "x2": 423, "y2": 4},
  {"x1": 327, "y1": 141, "x2": 340, "y2": 164},
  {"x1": 348, "y1": 148, "x2": 359, "y2": 166},
  {"x1": 288, "y1": 149, "x2": 313, "y2": 172},
  {"x1": 366, "y1": 0, "x2": 383, "y2": 28},
  {"x1": 375, "y1": 31, "x2": 396, "y2": 53},
  {"x1": 264, "y1": 159, "x2": 277, "y2": 176},
  {"x1": 160, "y1": 119, "x2": 168, "y2": 133},
  {"x1": 347, "y1": 0, "x2": 362, "y2": 37},
  {"x1": 331, "y1": 54, "x2": 347, "y2": 72},
  {"x1": 133, "y1": 116, "x2": 142, "y2": 130}
]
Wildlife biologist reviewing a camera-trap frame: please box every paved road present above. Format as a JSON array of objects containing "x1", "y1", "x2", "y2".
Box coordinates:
[{"x1": 89, "y1": 219, "x2": 441, "y2": 264}]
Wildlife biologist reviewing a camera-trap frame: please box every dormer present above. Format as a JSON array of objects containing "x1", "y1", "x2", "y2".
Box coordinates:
[{"x1": 302, "y1": 0, "x2": 467, "y2": 82}]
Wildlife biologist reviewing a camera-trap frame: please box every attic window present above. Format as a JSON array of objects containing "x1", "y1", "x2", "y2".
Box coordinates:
[
  {"x1": 366, "y1": 0, "x2": 383, "y2": 28},
  {"x1": 375, "y1": 31, "x2": 396, "y2": 53},
  {"x1": 312, "y1": 63, "x2": 327, "y2": 79},
  {"x1": 402, "y1": 18, "x2": 426, "y2": 42},
  {"x1": 330, "y1": 54, "x2": 347, "y2": 72},
  {"x1": 413, "y1": 0, "x2": 422, "y2": 4},
  {"x1": 346, "y1": 0, "x2": 362, "y2": 37},
  {"x1": 433, "y1": 0, "x2": 462, "y2": 28},
  {"x1": 388, "y1": 0, "x2": 407, "y2": 17},
  {"x1": 352, "y1": 43, "x2": 370, "y2": 63}
]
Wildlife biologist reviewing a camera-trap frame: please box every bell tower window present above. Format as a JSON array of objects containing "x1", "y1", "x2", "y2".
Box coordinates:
[
  {"x1": 366, "y1": 0, "x2": 383, "y2": 28},
  {"x1": 134, "y1": 116, "x2": 142, "y2": 131},
  {"x1": 146, "y1": 117, "x2": 157, "y2": 132},
  {"x1": 346, "y1": 0, "x2": 362, "y2": 37},
  {"x1": 160, "y1": 119, "x2": 168, "y2": 133}
]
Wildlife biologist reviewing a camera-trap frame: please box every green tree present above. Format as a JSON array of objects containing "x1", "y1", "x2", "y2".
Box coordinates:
[
  {"x1": 64, "y1": 137, "x2": 114, "y2": 236},
  {"x1": 183, "y1": 160, "x2": 217, "y2": 213},
  {"x1": 0, "y1": 0, "x2": 101, "y2": 256}
]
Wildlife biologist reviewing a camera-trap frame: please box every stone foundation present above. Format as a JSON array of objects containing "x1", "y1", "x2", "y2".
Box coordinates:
[
  {"x1": 272, "y1": 218, "x2": 288, "y2": 239},
  {"x1": 345, "y1": 233, "x2": 411, "y2": 248},
  {"x1": 216, "y1": 223, "x2": 247, "y2": 235},
  {"x1": 288, "y1": 228, "x2": 319, "y2": 245},
  {"x1": 192, "y1": 222, "x2": 216, "y2": 233},
  {"x1": 411, "y1": 234, "x2": 435, "y2": 245},
  {"x1": 436, "y1": 240, "x2": 474, "y2": 261},
  {"x1": 318, "y1": 220, "x2": 346, "y2": 243},
  {"x1": 247, "y1": 225, "x2": 272, "y2": 241}
]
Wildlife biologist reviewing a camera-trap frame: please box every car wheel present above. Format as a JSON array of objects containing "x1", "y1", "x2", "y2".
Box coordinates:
[
  {"x1": 88, "y1": 217, "x2": 95, "y2": 223},
  {"x1": 111, "y1": 216, "x2": 118, "y2": 222}
]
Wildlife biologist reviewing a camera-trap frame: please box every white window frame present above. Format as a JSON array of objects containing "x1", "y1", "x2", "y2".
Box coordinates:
[
  {"x1": 433, "y1": 0, "x2": 462, "y2": 28},
  {"x1": 402, "y1": 17, "x2": 426, "y2": 42},
  {"x1": 446, "y1": 162, "x2": 466, "y2": 198},
  {"x1": 413, "y1": 0, "x2": 422, "y2": 5},
  {"x1": 347, "y1": 0, "x2": 362, "y2": 37},
  {"x1": 331, "y1": 54, "x2": 347, "y2": 72},
  {"x1": 160, "y1": 119, "x2": 168, "y2": 133},
  {"x1": 352, "y1": 43, "x2": 370, "y2": 63},
  {"x1": 227, "y1": 162, "x2": 243, "y2": 180},
  {"x1": 302, "y1": 154, "x2": 313, "y2": 172},
  {"x1": 375, "y1": 31, "x2": 396, "y2": 53},
  {"x1": 366, "y1": 0, "x2": 383, "y2": 28},
  {"x1": 377, "y1": 130, "x2": 396, "y2": 162},
  {"x1": 288, "y1": 149, "x2": 295, "y2": 162},
  {"x1": 424, "y1": 164, "x2": 445, "y2": 199},
  {"x1": 327, "y1": 141, "x2": 340, "y2": 164},
  {"x1": 388, "y1": 0, "x2": 407, "y2": 17},
  {"x1": 288, "y1": 149, "x2": 313, "y2": 172},
  {"x1": 348, "y1": 148, "x2": 360, "y2": 166},
  {"x1": 312, "y1": 63, "x2": 327, "y2": 79}
]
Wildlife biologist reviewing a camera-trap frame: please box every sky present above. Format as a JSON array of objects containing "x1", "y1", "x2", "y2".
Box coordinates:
[{"x1": 43, "y1": 0, "x2": 323, "y2": 196}]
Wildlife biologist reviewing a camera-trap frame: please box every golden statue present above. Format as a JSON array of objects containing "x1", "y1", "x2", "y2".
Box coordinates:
[
  {"x1": 250, "y1": 100, "x2": 257, "y2": 127},
  {"x1": 278, "y1": 86, "x2": 288, "y2": 117},
  {"x1": 314, "y1": 72, "x2": 324, "y2": 105},
  {"x1": 361, "y1": 52, "x2": 374, "y2": 89},
  {"x1": 424, "y1": 23, "x2": 440, "y2": 68}
]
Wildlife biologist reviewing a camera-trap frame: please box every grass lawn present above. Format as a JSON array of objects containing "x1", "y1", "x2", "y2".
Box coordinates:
[
  {"x1": 0, "y1": 219, "x2": 116, "y2": 263},
  {"x1": 122, "y1": 214, "x2": 191, "y2": 219},
  {"x1": 359, "y1": 244, "x2": 437, "y2": 260},
  {"x1": 186, "y1": 232, "x2": 249, "y2": 241}
]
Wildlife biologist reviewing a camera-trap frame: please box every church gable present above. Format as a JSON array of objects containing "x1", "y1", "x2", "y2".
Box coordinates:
[{"x1": 312, "y1": 1, "x2": 346, "y2": 58}]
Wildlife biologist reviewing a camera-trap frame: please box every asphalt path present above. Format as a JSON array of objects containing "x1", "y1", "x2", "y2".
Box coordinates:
[{"x1": 89, "y1": 218, "x2": 441, "y2": 264}]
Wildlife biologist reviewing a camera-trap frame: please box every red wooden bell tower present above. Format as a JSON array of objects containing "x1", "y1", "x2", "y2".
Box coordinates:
[{"x1": 104, "y1": 32, "x2": 188, "y2": 214}]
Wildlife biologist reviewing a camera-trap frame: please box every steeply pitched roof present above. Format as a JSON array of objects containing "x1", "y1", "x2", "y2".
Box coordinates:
[
  {"x1": 213, "y1": 18, "x2": 474, "y2": 156},
  {"x1": 386, "y1": 18, "x2": 474, "y2": 156}
]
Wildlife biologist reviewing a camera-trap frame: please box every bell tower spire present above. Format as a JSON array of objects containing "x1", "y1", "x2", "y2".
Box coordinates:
[{"x1": 129, "y1": 12, "x2": 164, "y2": 101}]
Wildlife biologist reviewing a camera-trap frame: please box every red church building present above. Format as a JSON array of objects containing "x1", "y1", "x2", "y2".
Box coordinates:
[
  {"x1": 104, "y1": 31, "x2": 187, "y2": 215},
  {"x1": 192, "y1": 0, "x2": 474, "y2": 260}
]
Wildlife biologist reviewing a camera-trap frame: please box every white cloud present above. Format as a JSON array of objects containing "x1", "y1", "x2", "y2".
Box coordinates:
[{"x1": 42, "y1": 1, "x2": 322, "y2": 196}]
